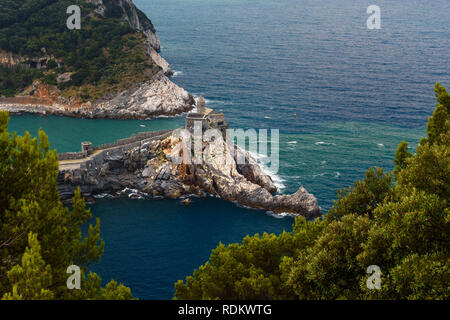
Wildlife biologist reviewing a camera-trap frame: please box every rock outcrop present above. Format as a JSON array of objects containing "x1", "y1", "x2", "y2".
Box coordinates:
[
  {"x1": 150, "y1": 48, "x2": 173, "y2": 76},
  {"x1": 0, "y1": 71, "x2": 194, "y2": 119},
  {"x1": 58, "y1": 128, "x2": 322, "y2": 218},
  {"x1": 85, "y1": 71, "x2": 194, "y2": 118}
]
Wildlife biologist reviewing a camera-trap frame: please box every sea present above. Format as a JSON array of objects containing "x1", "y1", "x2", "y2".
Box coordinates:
[{"x1": 7, "y1": 0, "x2": 450, "y2": 299}]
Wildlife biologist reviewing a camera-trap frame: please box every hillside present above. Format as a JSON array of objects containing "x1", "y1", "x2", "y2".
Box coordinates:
[{"x1": 0, "y1": 0, "x2": 193, "y2": 118}]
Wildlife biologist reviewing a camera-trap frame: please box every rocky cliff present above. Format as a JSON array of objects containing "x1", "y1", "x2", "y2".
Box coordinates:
[
  {"x1": 58, "y1": 129, "x2": 322, "y2": 218},
  {"x1": 87, "y1": 0, "x2": 171, "y2": 71}
]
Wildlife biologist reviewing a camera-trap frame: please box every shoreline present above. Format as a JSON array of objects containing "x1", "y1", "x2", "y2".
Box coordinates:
[
  {"x1": 56, "y1": 126, "x2": 322, "y2": 218},
  {"x1": 0, "y1": 72, "x2": 195, "y2": 120}
]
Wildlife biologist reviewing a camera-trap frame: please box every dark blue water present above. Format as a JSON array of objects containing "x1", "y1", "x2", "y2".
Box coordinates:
[
  {"x1": 7, "y1": 0, "x2": 449, "y2": 299},
  {"x1": 86, "y1": 197, "x2": 293, "y2": 299}
]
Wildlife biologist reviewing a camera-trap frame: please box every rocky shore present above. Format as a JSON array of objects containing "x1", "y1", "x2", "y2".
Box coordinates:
[
  {"x1": 58, "y1": 128, "x2": 322, "y2": 218},
  {"x1": 0, "y1": 71, "x2": 194, "y2": 119}
]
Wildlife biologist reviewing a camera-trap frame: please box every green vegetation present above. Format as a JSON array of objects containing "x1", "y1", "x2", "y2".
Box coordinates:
[
  {"x1": 0, "y1": 111, "x2": 132, "y2": 299},
  {"x1": 0, "y1": 66, "x2": 43, "y2": 97},
  {"x1": 174, "y1": 83, "x2": 450, "y2": 300},
  {"x1": 0, "y1": 0, "x2": 160, "y2": 100}
]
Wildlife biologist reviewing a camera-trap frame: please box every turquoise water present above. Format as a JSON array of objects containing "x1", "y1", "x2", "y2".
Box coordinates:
[
  {"x1": 6, "y1": 0, "x2": 449, "y2": 299},
  {"x1": 9, "y1": 114, "x2": 184, "y2": 153}
]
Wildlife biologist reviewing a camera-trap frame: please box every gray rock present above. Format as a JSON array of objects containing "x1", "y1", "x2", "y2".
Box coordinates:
[
  {"x1": 57, "y1": 129, "x2": 321, "y2": 218},
  {"x1": 142, "y1": 166, "x2": 154, "y2": 178}
]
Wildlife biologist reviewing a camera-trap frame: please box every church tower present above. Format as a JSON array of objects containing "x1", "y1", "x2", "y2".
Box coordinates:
[{"x1": 197, "y1": 95, "x2": 206, "y2": 114}]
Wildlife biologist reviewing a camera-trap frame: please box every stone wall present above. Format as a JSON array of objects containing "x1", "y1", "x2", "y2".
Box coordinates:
[
  {"x1": 57, "y1": 130, "x2": 172, "y2": 161},
  {"x1": 58, "y1": 152, "x2": 88, "y2": 161},
  {"x1": 92, "y1": 130, "x2": 172, "y2": 151}
]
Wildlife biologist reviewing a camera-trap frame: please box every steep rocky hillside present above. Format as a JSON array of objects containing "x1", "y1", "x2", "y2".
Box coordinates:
[{"x1": 0, "y1": 0, "x2": 194, "y2": 118}]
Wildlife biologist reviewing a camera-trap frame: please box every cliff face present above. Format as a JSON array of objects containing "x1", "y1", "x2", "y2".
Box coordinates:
[
  {"x1": 87, "y1": 0, "x2": 161, "y2": 51},
  {"x1": 88, "y1": 71, "x2": 194, "y2": 119},
  {"x1": 85, "y1": 0, "x2": 174, "y2": 76},
  {"x1": 83, "y1": 0, "x2": 175, "y2": 76}
]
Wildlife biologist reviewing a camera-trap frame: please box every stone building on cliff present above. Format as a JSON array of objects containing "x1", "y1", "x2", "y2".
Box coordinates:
[{"x1": 185, "y1": 95, "x2": 228, "y2": 133}]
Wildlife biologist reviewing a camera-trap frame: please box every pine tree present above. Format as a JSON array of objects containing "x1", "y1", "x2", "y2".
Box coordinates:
[
  {"x1": 393, "y1": 141, "x2": 412, "y2": 179},
  {"x1": 174, "y1": 83, "x2": 450, "y2": 300},
  {"x1": 2, "y1": 232, "x2": 54, "y2": 300},
  {"x1": 0, "y1": 111, "x2": 132, "y2": 300}
]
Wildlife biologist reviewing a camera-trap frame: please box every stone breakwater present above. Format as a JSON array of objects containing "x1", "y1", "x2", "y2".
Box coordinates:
[
  {"x1": 58, "y1": 129, "x2": 322, "y2": 218},
  {"x1": 0, "y1": 72, "x2": 195, "y2": 119}
]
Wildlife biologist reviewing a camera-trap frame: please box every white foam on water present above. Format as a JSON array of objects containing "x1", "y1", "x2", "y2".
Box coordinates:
[
  {"x1": 192, "y1": 94, "x2": 229, "y2": 108},
  {"x1": 172, "y1": 70, "x2": 183, "y2": 77},
  {"x1": 266, "y1": 211, "x2": 299, "y2": 219},
  {"x1": 287, "y1": 141, "x2": 297, "y2": 144},
  {"x1": 128, "y1": 193, "x2": 143, "y2": 199},
  {"x1": 120, "y1": 188, "x2": 138, "y2": 194},
  {"x1": 312, "y1": 172, "x2": 326, "y2": 178},
  {"x1": 93, "y1": 193, "x2": 113, "y2": 199},
  {"x1": 335, "y1": 171, "x2": 341, "y2": 178},
  {"x1": 377, "y1": 143, "x2": 384, "y2": 147},
  {"x1": 315, "y1": 141, "x2": 336, "y2": 146},
  {"x1": 248, "y1": 150, "x2": 286, "y2": 192}
]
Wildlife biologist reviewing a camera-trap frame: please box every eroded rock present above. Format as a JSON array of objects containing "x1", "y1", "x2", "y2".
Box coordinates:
[{"x1": 58, "y1": 130, "x2": 321, "y2": 218}]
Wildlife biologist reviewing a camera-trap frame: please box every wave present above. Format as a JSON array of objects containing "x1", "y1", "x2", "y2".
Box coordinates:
[
  {"x1": 287, "y1": 141, "x2": 297, "y2": 144},
  {"x1": 192, "y1": 94, "x2": 229, "y2": 108},
  {"x1": 119, "y1": 187, "x2": 147, "y2": 199},
  {"x1": 312, "y1": 172, "x2": 326, "y2": 178},
  {"x1": 128, "y1": 193, "x2": 144, "y2": 199},
  {"x1": 172, "y1": 70, "x2": 183, "y2": 77},
  {"x1": 93, "y1": 193, "x2": 114, "y2": 199},
  {"x1": 266, "y1": 211, "x2": 298, "y2": 219},
  {"x1": 248, "y1": 150, "x2": 286, "y2": 192},
  {"x1": 315, "y1": 141, "x2": 336, "y2": 146}
]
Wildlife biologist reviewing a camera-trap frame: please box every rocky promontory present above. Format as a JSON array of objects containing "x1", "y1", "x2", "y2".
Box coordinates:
[{"x1": 58, "y1": 126, "x2": 322, "y2": 218}]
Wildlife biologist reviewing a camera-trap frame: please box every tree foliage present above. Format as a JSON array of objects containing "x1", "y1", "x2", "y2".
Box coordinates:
[
  {"x1": 174, "y1": 84, "x2": 450, "y2": 300},
  {"x1": 0, "y1": 111, "x2": 132, "y2": 299}
]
